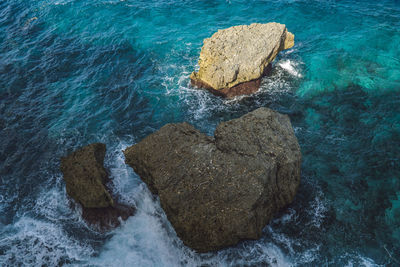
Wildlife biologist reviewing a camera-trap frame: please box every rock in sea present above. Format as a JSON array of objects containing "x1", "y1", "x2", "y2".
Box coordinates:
[
  {"x1": 60, "y1": 143, "x2": 134, "y2": 229},
  {"x1": 124, "y1": 108, "x2": 301, "y2": 252},
  {"x1": 190, "y1": 22, "x2": 294, "y2": 98}
]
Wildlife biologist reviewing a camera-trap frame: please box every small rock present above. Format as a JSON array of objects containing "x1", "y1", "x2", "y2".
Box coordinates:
[
  {"x1": 190, "y1": 23, "x2": 294, "y2": 98},
  {"x1": 61, "y1": 143, "x2": 134, "y2": 229}
]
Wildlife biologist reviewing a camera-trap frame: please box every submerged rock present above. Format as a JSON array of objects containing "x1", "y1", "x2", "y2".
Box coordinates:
[
  {"x1": 61, "y1": 143, "x2": 134, "y2": 229},
  {"x1": 190, "y1": 22, "x2": 294, "y2": 98},
  {"x1": 124, "y1": 108, "x2": 301, "y2": 252}
]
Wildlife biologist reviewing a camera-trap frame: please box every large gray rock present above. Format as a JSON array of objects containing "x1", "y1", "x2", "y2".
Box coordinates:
[
  {"x1": 190, "y1": 23, "x2": 294, "y2": 98},
  {"x1": 124, "y1": 108, "x2": 301, "y2": 252},
  {"x1": 61, "y1": 143, "x2": 134, "y2": 229}
]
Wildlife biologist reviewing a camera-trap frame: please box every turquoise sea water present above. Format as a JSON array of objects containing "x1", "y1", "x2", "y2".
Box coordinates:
[{"x1": 1, "y1": 0, "x2": 400, "y2": 265}]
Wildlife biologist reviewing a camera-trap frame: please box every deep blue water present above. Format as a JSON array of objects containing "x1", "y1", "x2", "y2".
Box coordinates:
[{"x1": 1, "y1": 0, "x2": 400, "y2": 265}]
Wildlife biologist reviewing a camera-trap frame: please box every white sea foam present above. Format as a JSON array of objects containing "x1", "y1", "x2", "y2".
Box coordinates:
[
  {"x1": 0, "y1": 217, "x2": 94, "y2": 266},
  {"x1": 343, "y1": 254, "x2": 382, "y2": 267},
  {"x1": 307, "y1": 189, "x2": 328, "y2": 228},
  {"x1": 158, "y1": 49, "x2": 304, "y2": 129},
  {"x1": 88, "y1": 185, "x2": 199, "y2": 266},
  {"x1": 269, "y1": 227, "x2": 297, "y2": 255},
  {"x1": 105, "y1": 141, "x2": 142, "y2": 205},
  {"x1": 89, "y1": 194, "x2": 296, "y2": 266},
  {"x1": 296, "y1": 245, "x2": 321, "y2": 265},
  {"x1": 0, "y1": 193, "x2": 5, "y2": 215},
  {"x1": 258, "y1": 58, "x2": 303, "y2": 97},
  {"x1": 278, "y1": 59, "x2": 303, "y2": 78},
  {"x1": 0, "y1": 174, "x2": 97, "y2": 266},
  {"x1": 273, "y1": 208, "x2": 298, "y2": 224},
  {"x1": 34, "y1": 177, "x2": 81, "y2": 223}
]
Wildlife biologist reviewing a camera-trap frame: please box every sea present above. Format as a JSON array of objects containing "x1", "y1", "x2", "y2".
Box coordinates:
[{"x1": 0, "y1": 0, "x2": 399, "y2": 266}]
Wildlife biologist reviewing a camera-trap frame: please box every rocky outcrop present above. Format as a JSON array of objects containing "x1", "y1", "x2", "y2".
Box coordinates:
[
  {"x1": 61, "y1": 143, "x2": 134, "y2": 229},
  {"x1": 124, "y1": 108, "x2": 301, "y2": 252},
  {"x1": 190, "y1": 23, "x2": 294, "y2": 98}
]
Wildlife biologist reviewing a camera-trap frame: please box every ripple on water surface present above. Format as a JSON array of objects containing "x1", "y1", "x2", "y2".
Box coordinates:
[{"x1": 0, "y1": 0, "x2": 400, "y2": 266}]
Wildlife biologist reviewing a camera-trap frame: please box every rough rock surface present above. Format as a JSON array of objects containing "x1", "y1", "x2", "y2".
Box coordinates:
[
  {"x1": 61, "y1": 143, "x2": 134, "y2": 229},
  {"x1": 124, "y1": 108, "x2": 301, "y2": 252},
  {"x1": 190, "y1": 23, "x2": 294, "y2": 98}
]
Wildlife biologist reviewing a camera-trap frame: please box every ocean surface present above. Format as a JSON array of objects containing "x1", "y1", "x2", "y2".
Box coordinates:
[{"x1": 1, "y1": 0, "x2": 400, "y2": 266}]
